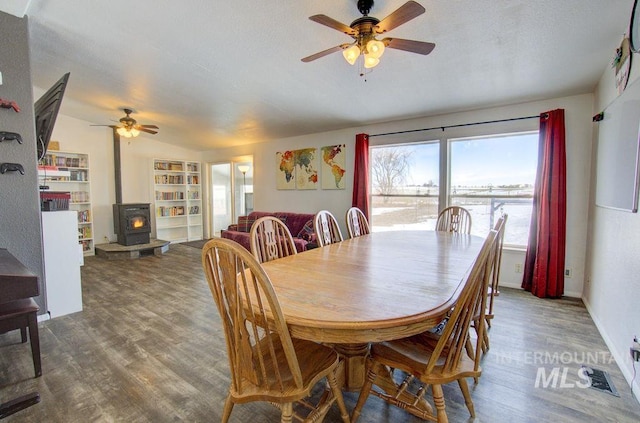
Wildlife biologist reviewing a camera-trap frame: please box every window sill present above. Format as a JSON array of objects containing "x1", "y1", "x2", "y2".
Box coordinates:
[{"x1": 503, "y1": 244, "x2": 527, "y2": 253}]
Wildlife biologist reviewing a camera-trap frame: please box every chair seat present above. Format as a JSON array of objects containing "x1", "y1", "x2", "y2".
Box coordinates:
[
  {"x1": 371, "y1": 336, "x2": 481, "y2": 384},
  {"x1": 232, "y1": 336, "x2": 340, "y2": 403}
]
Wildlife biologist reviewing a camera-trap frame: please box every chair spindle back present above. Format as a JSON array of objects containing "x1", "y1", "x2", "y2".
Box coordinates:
[
  {"x1": 250, "y1": 216, "x2": 297, "y2": 263},
  {"x1": 346, "y1": 207, "x2": 371, "y2": 238},
  {"x1": 314, "y1": 210, "x2": 343, "y2": 247}
]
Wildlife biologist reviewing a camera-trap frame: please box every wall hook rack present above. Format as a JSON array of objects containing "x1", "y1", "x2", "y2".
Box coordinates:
[
  {"x1": 0, "y1": 163, "x2": 24, "y2": 175},
  {"x1": 0, "y1": 98, "x2": 20, "y2": 112},
  {"x1": 0, "y1": 131, "x2": 23, "y2": 143}
]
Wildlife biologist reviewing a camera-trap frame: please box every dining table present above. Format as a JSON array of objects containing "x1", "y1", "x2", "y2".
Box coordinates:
[{"x1": 259, "y1": 230, "x2": 485, "y2": 393}]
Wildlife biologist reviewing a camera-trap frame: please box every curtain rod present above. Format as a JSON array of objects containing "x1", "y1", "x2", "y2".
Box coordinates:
[{"x1": 369, "y1": 114, "x2": 541, "y2": 138}]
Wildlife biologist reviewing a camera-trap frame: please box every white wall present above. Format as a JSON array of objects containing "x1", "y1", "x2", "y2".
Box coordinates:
[
  {"x1": 46, "y1": 113, "x2": 203, "y2": 243},
  {"x1": 585, "y1": 55, "x2": 640, "y2": 400},
  {"x1": 203, "y1": 93, "x2": 594, "y2": 298}
]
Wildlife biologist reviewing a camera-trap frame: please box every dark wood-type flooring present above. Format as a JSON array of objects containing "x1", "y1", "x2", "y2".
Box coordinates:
[{"x1": 1, "y1": 243, "x2": 640, "y2": 422}]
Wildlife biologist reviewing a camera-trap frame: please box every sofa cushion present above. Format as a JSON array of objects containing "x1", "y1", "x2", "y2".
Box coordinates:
[
  {"x1": 274, "y1": 212, "x2": 315, "y2": 236},
  {"x1": 237, "y1": 215, "x2": 256, "y2": 232},
  {"x1": 297, "y1": 219, "x2": 315, "y2": 241}
]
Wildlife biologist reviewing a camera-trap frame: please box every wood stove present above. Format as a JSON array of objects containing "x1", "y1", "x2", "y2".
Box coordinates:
[{"x1": 113, "y1": 203, "x2": 151, "y2": 246}]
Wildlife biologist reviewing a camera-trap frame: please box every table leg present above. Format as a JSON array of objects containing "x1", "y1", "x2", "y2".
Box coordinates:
[{"x1": 331, "y1": 343, "x2": 369, "y2": 391}]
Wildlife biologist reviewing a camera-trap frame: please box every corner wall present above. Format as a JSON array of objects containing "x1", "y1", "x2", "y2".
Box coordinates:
[{"x1": 585, "y1": 54, "x2": 640, "y2": 401}]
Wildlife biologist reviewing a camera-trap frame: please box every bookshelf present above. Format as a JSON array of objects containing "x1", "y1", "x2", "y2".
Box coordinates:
[
  {"x1": 38, "y1": 151, "x2": 94, "y2": 256},
  {"x1": 153, "y1": 159, "x2": 203, "y2": 243}
]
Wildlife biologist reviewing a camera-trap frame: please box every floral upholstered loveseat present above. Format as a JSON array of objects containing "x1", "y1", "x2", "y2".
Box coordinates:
[{"x1": 220, "y1": 211, "x2": 316, "y2": 252}]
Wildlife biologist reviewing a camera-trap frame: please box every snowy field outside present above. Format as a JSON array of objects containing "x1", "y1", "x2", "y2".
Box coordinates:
[{"x1": 371, "y1": 193, "x2": 533, "y2": 246}]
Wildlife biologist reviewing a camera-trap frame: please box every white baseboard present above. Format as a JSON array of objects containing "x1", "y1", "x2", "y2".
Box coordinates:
[
  {"x1": 500, "y1": 281, "x2": 582, "y2": 298},
  {"x1": 582, "y1": 296, "x2": 640, "y2": 405}
]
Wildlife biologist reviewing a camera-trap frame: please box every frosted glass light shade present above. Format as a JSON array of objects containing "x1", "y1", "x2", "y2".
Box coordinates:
[
  {"x1": 117, "y1": 127, "x2": 132, "y2": 137},
  {"x1": 117, "y1": 126, "x2": 140, "y2": 138},
  {"x1": 364, "y1": 54, "x2": 380, "y2": 68},
  {"x1": 343, "y1": 45, "x2": 361, "y2": 65},
  {"x1": 366, "y1": 39, "x2": 385, "y2": 59}
]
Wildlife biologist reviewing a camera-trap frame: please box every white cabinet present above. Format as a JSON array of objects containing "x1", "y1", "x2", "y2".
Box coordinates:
[
  {"x1": 38, "y1": 151, "x2": 94, "y2": 255},
  {"x1": 41, "y1": 211, "x2": 83, "y2": 318},
  {"x1": 152, "y1": 159, "x2": 203, "y2": 243}
]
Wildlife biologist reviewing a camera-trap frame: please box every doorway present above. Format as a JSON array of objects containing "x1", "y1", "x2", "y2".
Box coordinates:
[{"x1": 209, "y1": 159, "x2": 253, "y2": 237}]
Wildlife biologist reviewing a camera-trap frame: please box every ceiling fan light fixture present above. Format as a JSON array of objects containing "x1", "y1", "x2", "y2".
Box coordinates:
[
  {"x1": 366, "y1": 39, "x2": 385, "y2": 59},
  {"x1": 116, "y1": 126, "x2": 130, "y2": 137},
  {"x1": 116, "y1": 126, "x2": 140, "y2": 138},
  {"x1": 343, "y1": 44, "x2": 361, "y2": 65},
  {"x1": 363, "y1": 54, "x2": 380, "y2": 69}
]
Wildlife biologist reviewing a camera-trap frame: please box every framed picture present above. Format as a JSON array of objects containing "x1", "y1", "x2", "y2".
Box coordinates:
[
  {"x1": 294, "y1": 148, "x2": 318, "y2": 190},
  {"x1": 276, "y1": 150, "x2": 296, "y2": 190},
  {"x1": 321, "y1": 144, "x2": 346, "y2": 189}
]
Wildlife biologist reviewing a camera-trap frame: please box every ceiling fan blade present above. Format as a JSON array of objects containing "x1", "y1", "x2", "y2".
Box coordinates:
[
  {"x1": 301, "y1": 44, "x2": 348, "y2": 62},
  {"x1": 138, "y1": 127, "x2": 158, "y2": 135},
  {"x1": 309, "y1": 14, "x2": 355, "y2": 35},
  {"x1": 375, "y1": 1, "x2": 425, "y2": 34},
  {"x1": 384, "y1": 38, "x2": 435, "y2": 55},
  {"x1": 138, "y1": 124, "x2": 159, "y2": 129}
]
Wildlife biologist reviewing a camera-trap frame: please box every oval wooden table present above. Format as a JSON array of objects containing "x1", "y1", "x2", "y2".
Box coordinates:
[{"x1": 260, "y1": 230, "x2": 484, "y2": 392}]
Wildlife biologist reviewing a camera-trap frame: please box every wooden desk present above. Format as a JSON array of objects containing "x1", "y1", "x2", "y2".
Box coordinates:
[{"x1": 260, "y1": 230, "x2": 483, "y2": 390}]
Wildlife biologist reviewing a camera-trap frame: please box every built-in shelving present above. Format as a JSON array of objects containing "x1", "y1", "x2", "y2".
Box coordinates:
[
  {"x1": 38, "y1": 150, "x2": 94, "y2": 256},
  {"x1": 152, "y1": 159, "x2": 202, "y2": 243}
]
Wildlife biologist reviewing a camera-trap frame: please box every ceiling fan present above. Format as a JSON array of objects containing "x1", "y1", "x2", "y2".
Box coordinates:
[
  {"x1": 301, "y1": 0, "x2": 435, "y2": 69},
  {"x1": 92, "y1": 108, "x2": 159, "y2": 138}
]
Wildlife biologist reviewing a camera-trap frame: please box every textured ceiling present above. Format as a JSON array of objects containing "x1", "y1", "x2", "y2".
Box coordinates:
[{"x1": 2, "y1": 0, "x2": 635, "y2": 150}]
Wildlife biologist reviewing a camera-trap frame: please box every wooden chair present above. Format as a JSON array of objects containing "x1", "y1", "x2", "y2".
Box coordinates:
[
  {"x1": 485, "y1": 214, "x2": 508, "y2": 330},
  {"x1": 0, "y1": 298, "x2": 41, "y2": 378},
  {"x1": 345, "y1": 207, "x2": 370, "y2": 238},
  {"x1": 250, "y1": 216, "x2": 297, "y2": 263},
  {"x1": 201, "y1": 238, "x2": 350, "y2": 423},
  {"x1": 435, "y1": 206, "x2": 472, "y2": 234},
  {"x1": 314, "y1": 210, "x2": 343, "y2": 247},
  {"x1": 468, "y1": 215, "x2": 508, "y2": 357},
  {"x1": 351, "y1": 230, "x2": 497, "y2": 423}
]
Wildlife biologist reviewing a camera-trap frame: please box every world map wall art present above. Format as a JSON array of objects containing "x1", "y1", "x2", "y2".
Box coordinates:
[
  {"x1": 276, "y1": 145, "x2": 346, "y2": 190},
  {"x1": 276, "y1": 148, "x2": 318, "y2": 190},
  {"x1": 320, "y1": 144, "x2": 346, "y2": 190}
]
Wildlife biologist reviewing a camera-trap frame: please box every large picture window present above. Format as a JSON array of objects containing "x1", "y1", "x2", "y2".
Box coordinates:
[
  {"x1": 449, "y1": 132, "x2": 537, "y2": 246},
  {"x1": 370, "y1": 131, "x2": 537, "y2": 248}
]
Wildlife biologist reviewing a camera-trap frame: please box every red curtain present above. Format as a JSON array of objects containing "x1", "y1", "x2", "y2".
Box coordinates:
[
  {"x1": 352, "y1": 133, "x2": 370, "y2": 220},
  {"x1": 522, "y1": 109, "x2": 566, "y2": 298}
]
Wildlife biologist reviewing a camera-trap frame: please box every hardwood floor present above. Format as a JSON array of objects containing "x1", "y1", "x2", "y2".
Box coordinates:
[{"x1": 1, "y1": 243, "x2": 640, "y2": 422}]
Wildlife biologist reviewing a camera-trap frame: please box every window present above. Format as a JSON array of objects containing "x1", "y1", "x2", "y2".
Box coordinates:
[
  {"x1": 449, "y1": 133, "x2": 537, "y2": 246},
  {"x1": 370, "y1": 131, "x2": 538, "y2": 248},
  {"x1": 370, "y1": 142, "x2": 439, "y2": 231}
]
